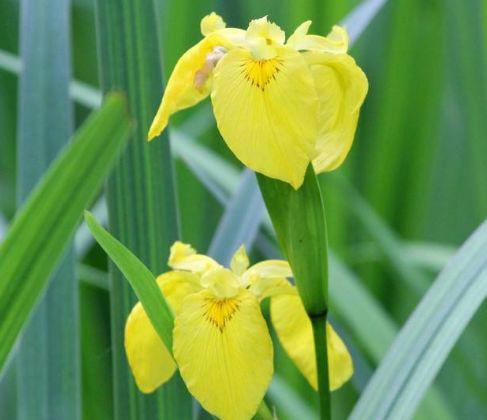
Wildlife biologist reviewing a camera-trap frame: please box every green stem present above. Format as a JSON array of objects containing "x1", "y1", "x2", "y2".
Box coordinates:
[{"x1": 311, "y1": 314, "x2": 331, "y2": 420}]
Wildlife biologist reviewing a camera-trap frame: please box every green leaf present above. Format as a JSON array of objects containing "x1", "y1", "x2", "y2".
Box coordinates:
[
  {"x1": 84, "y1": 212, "x2": 174, "y2": 349},
  {"x1": 0, "y1": 93, "x2": 131, "y2": 372},
  {"x1": 94, "y1": 0, "x2": 189, "y2": 416},
  {"x1": 350, "y1": 221, "x2": 487, "y2": 419},
  {"x1": 15, "y1": 0, "x2": 79, "y2": 417}
]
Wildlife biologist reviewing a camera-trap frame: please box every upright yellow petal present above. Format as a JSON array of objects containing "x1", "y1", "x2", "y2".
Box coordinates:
[
  {"x1": 124, "y1": 271, "x2": 200, "y2": 393},
  {"x1": 200, "y1": 12, "x2": 226, "y2": 36},
  {"x1": 212, "y1": 46, "x2": 319, "y2": 189},
  {"x1": 173, "y1": 289, "x2": 273, "y2": 420},
  {"x1": 148, "y1": 29, "x2": 245, "y2": 140},
  {"x1": 168, "y1": 241, "x2": 219, "y2": 273},
  {"x1": 304, "y1": 51, "x2": 368, "y2": 172},
  {"x1": 270, "y1": 293, "x2": 353, "y2": 391},
  {"x1": 230, "y1": 245, "x2": 250, "y2": 276}
]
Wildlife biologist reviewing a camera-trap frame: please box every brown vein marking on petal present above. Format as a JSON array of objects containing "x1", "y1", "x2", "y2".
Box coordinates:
[{"x1": 203, "y1": 297, "x2": 240, "y2": 332}]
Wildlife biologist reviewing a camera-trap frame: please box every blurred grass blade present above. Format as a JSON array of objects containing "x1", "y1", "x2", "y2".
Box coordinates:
[
  {"x1": 15, "y1": 0, "x2": 79, "y2": 417},
  {"x1": 268, "y1": 375, "x2": 317, "y2": 420},
  {"x1": 208, "y1": 169, "x2": 265, "y2": 265},
  {"x1": 85, "y1": 212, "x2": 174, "y2": 349},
  {"x1": 341, "y1": 0, "x2": 388, "y2": 43},
  {"x1": 257, "y1": 237, "x2": 453, "y2": 420},
  {"x1": 331, "y1": 175, "x2": 430, "y2": 294},
  {"x1": 350, "y1": 221, "x2": 487, "y2": 420},
  {"x1": 94, "y1": 0, "x2": 190, "y2": 417},
  {"x1": 0, "y1": 49, "x2": 102, "y2": 110},
  {"x1": 0, "y1": 94, "x2": 131, "y2": 372}
]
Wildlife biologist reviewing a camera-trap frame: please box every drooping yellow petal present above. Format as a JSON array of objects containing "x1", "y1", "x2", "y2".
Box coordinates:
[
  {"x1": 304, "y1": 51, "x2": 368, "y2": 172},
  {"x1": 148, "y1": 29, "x2": 245, "y2": 140},
  {"x1": 173, "y1": 289, "x2": 273, "y2": 420},
  {"x1": 270, "y1": 293, "x2": 353, "y2": 391},
  {"x1": 124, "y1": 271, "x2": 200, "y2": 393},
  {"x1": 168, "y1": 241, "x2": 219, "y2": 273},
  {"x1": 212, "y1": 46, "x2": 319, "y2": 189},
  {"x1": 288, "y1": 23, "x2": 349, "y2": 55},
  {"x1": 125, "y1": 301, "x2": 176, "y2": 393},
  {"x1": 230, "y1": 245, "x2": 250, "y2": 276}
]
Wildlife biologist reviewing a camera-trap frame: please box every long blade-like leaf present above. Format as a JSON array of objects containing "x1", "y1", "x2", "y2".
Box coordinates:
[
  {"x1": 94, "y1": 0, "x2": 190, "y2": 417},
  {"x1": 84, "y1": 212, "x2": 174, "y2": 349},
  {"x1": 0, "y1": 93, "x2": 131, "y2": 372},
  {"x1": 15, "y1": 0, "x2": 79, "y2": 417},
  {"x1": 350, "y1": 221, "x2": 487, "y2": 419}
]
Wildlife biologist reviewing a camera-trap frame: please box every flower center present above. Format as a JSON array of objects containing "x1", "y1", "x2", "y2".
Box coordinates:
[
  {"x1": 243, "y1": 58, "x2": 282, "y2": 91},
  {"x1": 203, "y1": 297, "x2": 240, "y2": 332}
]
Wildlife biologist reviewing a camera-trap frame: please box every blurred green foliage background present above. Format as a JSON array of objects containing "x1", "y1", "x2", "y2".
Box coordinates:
[{"x1": 0, "y1": 0, "x2": 486, "y2": 419}]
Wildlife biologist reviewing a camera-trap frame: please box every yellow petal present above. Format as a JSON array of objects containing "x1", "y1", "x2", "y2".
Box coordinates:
[
  {"x1": 157, "y1": 271, "x2": 202, "y2": 314},
  {"x1": 270, "y1": 293, "x2": 353, "y2": 390},
  {"x1": 200, "y1": 267, "x2": 240, "y2": 298},
  {"x1": 125, "y1": 302, "x2": 176, "y2": 393},
  {"x1": 124, "y1": 271, "x2": 200, "y2": 393},
  {"x1": 249, "y1": 276, "x2": 295, "y2": 301},
  {"x1": 212, "y1": 46, "x2": 319, "y2": 189},
  {"x1": 168, "y1": 241, "x2": 219, "y2": 273},
  {"x1": 230, "y1": 245, "x2": 250, "y2": 276},
  {"x1": 304, "y1": 51, "x2": 368, "y2": 172},
  {"x1": 148, "y1": 29, "x2": 245, "y2": 140},
  {"x1": 245, "y1": 260, "x2": 292, "y2": 279},
  {"x1": 173, "y1": 289, "x2": 273, "y2": 420},
  {"x1": 288, "y1": 23, "x2": 349, "y2": 55},
  {"x1": 200, "y1": 12, "x2": 226, "y2": 36},
  {"x1": 245, "y1": 16, "x2": 285, "y2": 59}
]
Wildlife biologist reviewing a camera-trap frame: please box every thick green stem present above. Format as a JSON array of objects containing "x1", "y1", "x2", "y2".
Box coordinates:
[{"x1": 311, "y1": 314, "x2": 331, "y2": 420}]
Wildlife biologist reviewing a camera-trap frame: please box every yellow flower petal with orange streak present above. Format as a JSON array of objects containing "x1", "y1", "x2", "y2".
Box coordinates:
[
  {"x1": 124, "y1": 271, "x2": 201, "y2": 393},
  {"x1": 211, "y1": 46, "x2": 319, "y2": 189},
  {"x1": 148, "y1": 28, "x2": 245, "y2": 140},
  {"x1": 173, "y1": 289, "x2": 273, "y2": 420},
  {"x1": 270, "y1": 292, "x2": 353, "y2": 391},
  {"x1": 304, "y1": 51, "x2": 368, "y2": 172}
]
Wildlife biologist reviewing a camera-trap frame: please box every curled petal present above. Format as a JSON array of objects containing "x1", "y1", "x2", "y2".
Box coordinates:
[
  {"x1": 288, "y1": 23, "x2": 349, "y2": 55},
  {"x1": 304, "y1": 51, "x2": 368, "y2": 172},
  {"x1": 174, "y1": 289, "x2": 273, "y2": 420},
  {"x1": 212, "y1": 46, "x2": 319, "y2": 189},
  {"x1": 271, "y1": 293, "x2": 353, "y2": 390}
]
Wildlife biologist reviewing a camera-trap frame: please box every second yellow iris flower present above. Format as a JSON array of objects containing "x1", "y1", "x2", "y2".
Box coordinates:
[{"x1": 125, "y1": 242, "x2": 353, "y2": 420}]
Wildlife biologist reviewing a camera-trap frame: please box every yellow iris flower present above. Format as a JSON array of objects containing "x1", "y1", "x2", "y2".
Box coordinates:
[
  {"x1": 125, "y1": 241, "x2": 353, "y2": 420},
  {"x1": 149, "y1": 12, "x2": 368, "y2": 189}
]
